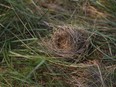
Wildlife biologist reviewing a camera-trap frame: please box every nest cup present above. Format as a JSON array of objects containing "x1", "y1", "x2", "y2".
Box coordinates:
[{"x1": 44, "y1": 26, "x2": 89, "y2": 59}]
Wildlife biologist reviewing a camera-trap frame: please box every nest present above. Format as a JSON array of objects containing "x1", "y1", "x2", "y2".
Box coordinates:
[{"x1": 43, "y1": 26, "x2": 89, "y2": 58}]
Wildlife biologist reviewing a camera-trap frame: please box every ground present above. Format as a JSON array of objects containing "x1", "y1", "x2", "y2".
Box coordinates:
[{"x1": 0, "y1": 0, "x2": 116, "y2": 87}]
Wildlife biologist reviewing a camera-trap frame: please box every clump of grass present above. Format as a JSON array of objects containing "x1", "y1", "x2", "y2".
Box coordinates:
[{"x1": 41, "y1": 25, "x2": 89, "y2": 60}]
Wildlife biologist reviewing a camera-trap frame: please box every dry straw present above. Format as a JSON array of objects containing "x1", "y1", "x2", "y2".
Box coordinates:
[{"x1": 42, "y1": 25, "x2": 90, "y2": 59}]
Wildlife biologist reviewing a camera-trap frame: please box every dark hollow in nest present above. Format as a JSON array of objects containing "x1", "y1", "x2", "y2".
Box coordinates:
[{"x1": 44, "y1": 26, "x2": 89, "y2": 59}]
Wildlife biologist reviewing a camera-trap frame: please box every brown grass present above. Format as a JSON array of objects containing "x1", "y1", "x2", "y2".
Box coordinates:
[{"x1": 42, "y1": 25, "x2": 89, "y2": 59}]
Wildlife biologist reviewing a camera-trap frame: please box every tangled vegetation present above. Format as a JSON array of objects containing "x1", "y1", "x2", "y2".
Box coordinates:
[{"x1": 0, "y1": 0, "x2": 116, "y2": 87}]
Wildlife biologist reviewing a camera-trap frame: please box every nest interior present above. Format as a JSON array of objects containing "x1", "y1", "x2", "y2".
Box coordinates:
[{"x1": 44, "y1": 26, "x2": 89, "y2": 58}]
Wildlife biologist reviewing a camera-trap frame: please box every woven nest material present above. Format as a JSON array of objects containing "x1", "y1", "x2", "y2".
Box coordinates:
[{"x1": 43, "y1": 26, "x2": 89, "y2": 58}]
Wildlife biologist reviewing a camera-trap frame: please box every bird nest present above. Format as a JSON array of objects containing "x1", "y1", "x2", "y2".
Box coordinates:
[{"x1": 43, "y1": 26, "x2": 89, "y2": 58}]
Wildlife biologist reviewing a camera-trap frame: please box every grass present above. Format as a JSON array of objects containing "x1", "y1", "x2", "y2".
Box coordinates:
[{"x1": 0, "y1": 0, "x2": 116, "y2": 87}]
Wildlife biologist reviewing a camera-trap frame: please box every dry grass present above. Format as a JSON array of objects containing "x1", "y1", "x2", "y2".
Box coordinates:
[
  {"x1": 0, "y1": 0, "x2": 116, "y2": 87},
  {"x1": 42, "y1": 25, "x2": 89, "y2": 59}
]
